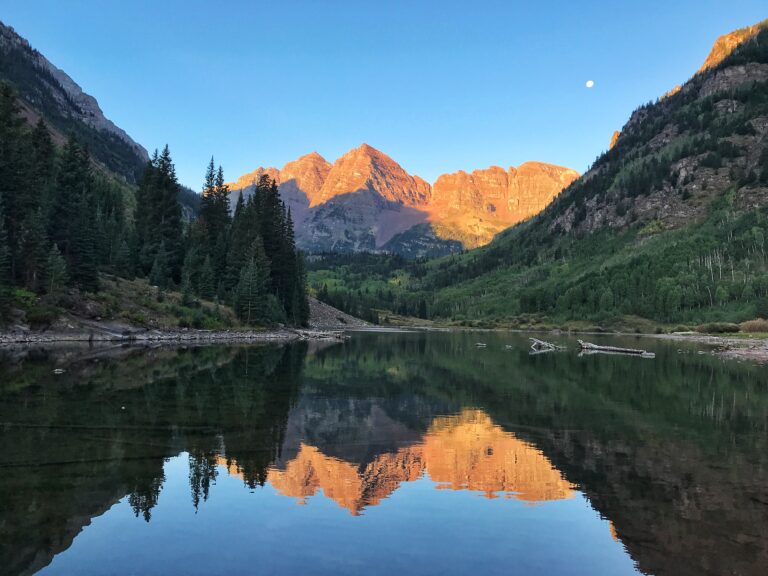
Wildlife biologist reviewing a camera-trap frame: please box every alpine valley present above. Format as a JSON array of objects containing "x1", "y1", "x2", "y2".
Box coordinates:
[{"x1": 308, "y1": 19, "x2": 768, "y2": 328}]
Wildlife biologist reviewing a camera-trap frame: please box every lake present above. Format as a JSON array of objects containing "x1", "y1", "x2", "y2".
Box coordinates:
[{"x1": 1, "y1": 331, "x2": 766, "y2": 575}]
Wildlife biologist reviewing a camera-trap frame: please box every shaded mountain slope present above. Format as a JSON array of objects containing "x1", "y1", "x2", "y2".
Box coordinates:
[{"x1": 0, "y1": 21, "x2": 148, "y2": 183}]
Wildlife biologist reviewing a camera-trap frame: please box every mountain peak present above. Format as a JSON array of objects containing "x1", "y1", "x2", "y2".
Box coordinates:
[
  {"x1": 297, "y1": 151, "x2": 328, "y2": 163},
  {"x1": 313, "y1": 144, "x2": 431, "y2": 207},
  {"x1": 699, "y1": 19, "x2": 767, "y2": 73}
]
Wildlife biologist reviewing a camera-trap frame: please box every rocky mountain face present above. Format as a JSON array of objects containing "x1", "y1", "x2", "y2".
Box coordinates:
[
  {"x1": 560, "y1": 20, "x2": 768, "y2": 237},
  {"x1": 0, "y1": 20, "x2": 149, "y2": 182},
  {"x1": 230, "y1": 144, "x2": 576, "y2": 256},
  {"x1": 430, "y1": 162, "x2": 579, "y2": 247}
]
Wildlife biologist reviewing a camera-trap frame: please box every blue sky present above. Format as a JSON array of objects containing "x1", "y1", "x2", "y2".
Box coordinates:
[{"x1": 2, "y1": 1, "x2": 766, "y2": 189}]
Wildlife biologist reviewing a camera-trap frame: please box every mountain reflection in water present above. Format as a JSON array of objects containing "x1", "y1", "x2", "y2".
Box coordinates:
[
  {"x1": 219, "y1": 409, "x2": 575, "y2": 515},
  {"x1": 1, "y1": 331, "x2": 767, "y2": 576}
]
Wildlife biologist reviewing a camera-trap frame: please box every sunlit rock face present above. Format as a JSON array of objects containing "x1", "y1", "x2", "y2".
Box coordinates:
[
  {"x1": 224, "y1": 409, "x2": 573, "y2": 515},
  {"x1": 699, "y1": 21, "x2": 766, "y2": 72},
  {"x1": 429, "y1": 162, "x2": 579, "y2": 248},
  {"x1": 229, "y1": 145, "x2": 577, "y2": 254},
  {"x1": 313, "y1": 144, "x2": 432, "y2": 207}
]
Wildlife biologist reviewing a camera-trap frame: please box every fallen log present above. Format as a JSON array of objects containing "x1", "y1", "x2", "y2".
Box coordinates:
[
  {"x1": 529, "y1": 338, "x2": 566, "y2": 352},
  {"x1": 578, "y1": 340, "x2": 655, "y2": 358}
]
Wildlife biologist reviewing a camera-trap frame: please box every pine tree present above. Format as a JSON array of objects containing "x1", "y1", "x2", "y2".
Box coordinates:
[
  {"x1": 20, "y1": 209, "x2": 48, "y2": 292},
  {"x1": 294, "y1": 251, "x2": 310, "y2": 326},
  {"x1": 234, "y1": 238, "x2": 271, "y2": 325},
  {"x1": 45, "y1": 244, "x2": 68, "y2": 295},
  {"x1": 0, "y1": 198, "x2": 12, "y2": 318},
  {"x1": 149, "y1": 243, "x2": 170, "y2": 289},
  {"x1": 114, "y1": 238, "x2": 134, "y2": 279},
  {"x1": 155, "y1": 145, "x2": 183, "y2": 280},
  {"x1": 224, "y1": 191, "x2": 249, "y2": 294},
  {"x1": 50, "y1": 136, "x2": 88, "y2": 263},
  {"x1": 198, "y1": 256, "x2": 215, "y2": 300},
  {"x1": 199, "y1": 159, "x2": 231, "y2": 267},
  {"x1": 29, "y1": 118, "x2": 54, "y2": 212},
  {"x1": 0, "y1": 83, "x2": 30, "y2": 282},
  {"x1": 134, "y1": 147, "x2": 183, "y2": 280},
  {"x1": 70, "y1": 196, "x2": 99, "y2": 292}
]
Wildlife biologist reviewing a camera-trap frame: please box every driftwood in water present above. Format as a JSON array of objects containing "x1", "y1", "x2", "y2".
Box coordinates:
[
  {"x1": 578, "y1": 340, "x2": 655, "y2": 358},
  {"x1": 295, "y1": 330, "x2": 347, "y2": 341},
  {"x1": 529, "y1": 338, "x2": 566, "y2": 353}
]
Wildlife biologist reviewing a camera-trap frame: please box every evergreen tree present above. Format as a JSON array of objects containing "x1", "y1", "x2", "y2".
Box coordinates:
[
  {"x1": 155, "y1": 145, "x2": 183, "y2": 280},
  {"x1": 198, "y1": 256, "x2": 215, "y2": 300},
  {"x1": 45, "y1": 244, "x2": 68, "y2": 295},
  {"x1": 29, "y1": 118, "x2": 55, "y2": 212},
  {"x1": 50, "y1": 136, "x2": 88, "y2": 263},
  {"x1": 149, "y1": 243, "x2": 170, "y2": 289},
  {"x1": 134, "y1": 146, "x2": 183, "y2": 281},
  {"x1": 234, "y1": 237, "x2": 270, "y2": 325},
  {"x1": 0, "y1": 83, "x2": 29, "y2": 282},
  {"x1": 198, "y1": 159, "x2": 231, "y2": 268},
  {"x1": 114, "y1": 238, "x2": 134, "y2": 279},
  {"x1": 0, "y1": 199, "x2": 12, "y2": 318},
  {"x1": 20, "y1": 209, "x2": 48, "y2": 291},
  {"x1": 70, "y1": 196, "x2": 99, "y2": 292},
  {"x1": 224, "y1": 191, "x2": 249, "y2": 293}
]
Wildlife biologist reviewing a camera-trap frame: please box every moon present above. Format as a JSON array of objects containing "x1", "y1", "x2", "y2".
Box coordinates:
[{"x1": 586, "y1": 80, "x2": 595, "y2": 88}]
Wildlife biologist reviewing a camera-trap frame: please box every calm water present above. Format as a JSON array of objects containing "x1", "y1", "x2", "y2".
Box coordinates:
[{"x1": 0, "y1": 331, "x2": 766, "y2": 576}]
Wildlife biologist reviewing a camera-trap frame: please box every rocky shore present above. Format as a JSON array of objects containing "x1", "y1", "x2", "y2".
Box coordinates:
[
  {"x1": 0, "y1": 326, "x2": 347, "y2": 346},
  {"x1": 654, "y1": 332, "x2": 768, "y2": 363}
]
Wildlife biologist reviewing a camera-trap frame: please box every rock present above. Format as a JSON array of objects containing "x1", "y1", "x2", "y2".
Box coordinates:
[
  {"x1": 308, "y1": 297, "x2": 370, "y2": 329},
  {"x1": 430, "y1": 162, "x2": 579, "y2": 248},
  {"x1": 699, "y1": 21, "x2": 766, "y2": 73},
  {"x1": 229, "y1": 144, "x2": 578, "y2": 253}
]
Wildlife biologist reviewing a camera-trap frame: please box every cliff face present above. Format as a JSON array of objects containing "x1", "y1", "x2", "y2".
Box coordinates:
[
  {"x1": 613, "y1": 19, "x2": 768, "y2": 150},
  {"x1": 0, "y1": 20, "x2": 148, "y2": 182},
  {"x1": 313, "y1": 144, "x2": 431, "y2": 207},
  {"x1": 700, "y1": 20, "x2": 766, "y2": 72},
  {"x1": 430, "y1": 162, "x2": 579, "y2": 248},
  {"x1": 229, "y1": 145, "x2": 577, "y2": 255}
]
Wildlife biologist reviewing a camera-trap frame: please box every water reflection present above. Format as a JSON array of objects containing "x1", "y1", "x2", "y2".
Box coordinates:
[
  {"x1": 0, "y1": 332, "x2": 766, "y2": 576},
  {"x1": 256, "y1": 409, "x2": 573, "y2": 515}
]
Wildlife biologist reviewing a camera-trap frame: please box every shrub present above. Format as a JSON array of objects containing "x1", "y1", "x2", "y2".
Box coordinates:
[
  {"x1": 695, "y1": 322, "x2": 740, "y2": 334},
  {"x1": 13, "y1": 288, "x2": 37, "y2": 308},
  {"x1": 739, "y1": 318, "x2": 768, "y2": 333},
  {"x1": 26, "y1": 305, "x2": 59, "y2": 327}
]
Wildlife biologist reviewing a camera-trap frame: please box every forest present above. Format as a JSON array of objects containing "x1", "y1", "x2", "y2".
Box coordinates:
[{"x1": 0, "y1": 82, "x2": 308, "y2": 328}]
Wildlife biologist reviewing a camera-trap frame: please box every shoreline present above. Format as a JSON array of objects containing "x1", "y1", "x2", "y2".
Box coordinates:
[
  {"x1": 3, "y1": 323, "x2": 767, "y2": 363},
  {"x1": 0, "y1": 327, "x2": 346, "y2": 346},
  {"x1": 374, "y1": 324, "x2": 768, "y2": 364},
  {"x1": 650, "y1": 332, "x2": 768, "y2": 363}
]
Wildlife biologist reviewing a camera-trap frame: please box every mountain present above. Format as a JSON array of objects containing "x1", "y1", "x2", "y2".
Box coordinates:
[
  {"x1": 0, "y1": 21, "x2": 148, "y2": 182},
  {"x1": 396, "y1": 19, "x2": 768, "y2": 325},
  {"x1": 229, "y1": 144, "x2": 577, "y2": 256},
  {"x1": 429, "y1": 162, "x2": 579, "y2": 248}
]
